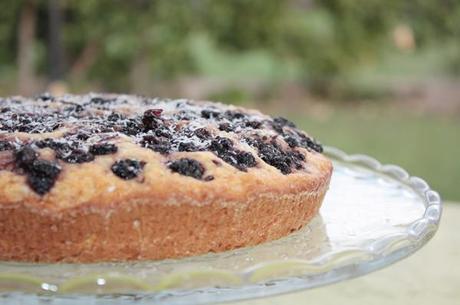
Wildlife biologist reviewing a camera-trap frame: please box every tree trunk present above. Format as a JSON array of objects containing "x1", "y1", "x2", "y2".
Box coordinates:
[
  {"x1": 69, "y1": 40, "x2": 100, "y2": 80},
  {"x1": 17, "y1": 0, "x2": 37, "y2": 95},
  {"x1": 48, "y1": 0, "x2": 64, "y2": 82}
]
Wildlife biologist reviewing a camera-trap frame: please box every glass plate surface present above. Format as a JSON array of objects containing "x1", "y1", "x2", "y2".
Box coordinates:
[{"x1": 0, "y1": 147, "x2": 442, "y2": 305}]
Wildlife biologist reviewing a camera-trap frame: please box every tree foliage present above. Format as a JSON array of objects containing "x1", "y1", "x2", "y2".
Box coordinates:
[{"x1": 0, "y1": 0, "x2": 459, "y2": 92}]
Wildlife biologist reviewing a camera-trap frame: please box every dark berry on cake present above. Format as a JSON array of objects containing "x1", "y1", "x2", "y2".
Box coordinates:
[
  {"x1": 141, "y1": 135, "x2": 171, "y2": 154},
  {"x1": 168, "y1": 158, "x2": 205, "y2": 180},
  {"x1": 178, "y1": 142, "x2": 201, "y2": 152},
  {"x1": 0, "y1": 141, "x2": 13, "y2": 151},
  {"x1": 142, "y1": 109, "x2": 163, "y2": 130},
  {"x1": 111, "y1": 159, "x2": 145, "y2": 180},
  {"x1": 201, "y1": 109, "x2": 221, "y2": 119},
  {"x1": 218, "y1": 123, "x2": 234, "y2": 132},
  {"x1": 247, "y1": 138, "x2": 305, "y2": 174},
  {"x1": 15, "y1": 146, "x2": 38, "y2": 170},
  {"x1": 89, "y1": 143, "x2": 118, "y2": 155},
  {"x1": 57, "y1": 149, "x2": 95, "y2": 164},
  {"x1": 26, "y1": 160, "x2": 61, "y2": 195},
  {"x1": 193, "y1": 128, "x2": 211, "y2": 140}
]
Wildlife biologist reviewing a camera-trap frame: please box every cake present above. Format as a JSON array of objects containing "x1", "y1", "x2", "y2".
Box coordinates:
[{"x1": 0, "y1": 94, "x2": 332, "y2": 263}]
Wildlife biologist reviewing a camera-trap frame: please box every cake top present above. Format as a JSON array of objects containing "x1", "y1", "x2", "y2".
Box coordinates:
[{"x1": 0, "y1": 93, "x2": 324, "y2": 196}]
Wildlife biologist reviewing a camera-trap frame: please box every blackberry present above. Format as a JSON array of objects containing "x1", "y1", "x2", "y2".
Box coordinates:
[
  {"x1": 35, "y1": 138, "x2": 74, "y2": 152},
  {"x1": 174, "y1": 110, "x2": 193, "y2": 121},
  {"x1": 209, "y1": 137, "x2": 233, "y2": 153},
  {"x1": 194, "y1": 128, "x2": 211, "y2": 140},
  {"x1": 154, "y1": 126, "x2": 172, "y2": 138},
  {"x1": 65, "y1": 104, "x2": 84, "y2": 113},
  {"x1": 27, "y1": 175, "x2": 55, "y2": 195},
  {"x1": 270, "y1": 122, "x2": 284, "y2": 135},
  {"x1": 270, "y1": 117, "x2": 296, "y2": 135},
  {"x1": 295, "y1": 131, "x2": 323, "y2": 153},
  {"x1": 247, "y1": 138, "x2": 304, "y2": 174},
  {"x1": 90, "y1": 97, "x2": 112, "y2": 105},
  {"x1": 89, "y1": 143, "x2": 118, "y2": 155},
  {"x1": 0, "y1": 141, "x2": 13, "y2": 151},
  {"x1": 218, "y1": 123, "x2": 234, "y2": 132},
  {"x1": 201, "y1": 109, "x2": 221, "y2": 119},
  {"x1": 51, "y1": 123, "x2": 62, "y2": 131},
  {"x1": 26, "y1": 160, "x2": 61, "y2": 195},
  {"x1": 142, "y1": 109, "x2": 163, "y2": 130},
  {"x1": 57, "y1": 149, "x2": 94, "y2": 163},
  {"x1": 168, "y1": 158, "x2": 205, "y2": 180},
  {"x1": 178, "y1": 142, "x2": 200, "y2": 152},
  {"x1": 29, "y1": 159, "x2": 61, "y2": 177},
  {"x1": 76, "y1": 133, "x2": 90, "y2": 141},
  {"x1": 246, "y1": 121, "x2": 262, "y2": 129},
  {"x1": 121, "y1": 119, "x2": 143, "y2": 136},
  {"x1": 236, "y1": 151, "x2": 257, "y2": 168},
  {"x1": 224, "y1": 110, "x2": 245, "y2": 121},
  {"x1": 273, "y1": 117, "x2": 296, "y2": 128},
  {"x1": 141, "y1": 135, "x2": 171, "y2": 154},
  {"x1": 111, "y1": 159, "x2": 145, "y2": 180},
  {"x1": 15, "y1": 146, "x2": 38, "y2": 170},
  {"x1": 257, "y1": 143, "x2": 292, "y2": 174},
  {"x1": 284, "y1": 136, "x2": 299, "y2": 148},
  {"x1": 208, "y1": 137, "x2": 257, "y2": 171},
  {"x1": 107, "y1": 112, "x2": 124, "y2": 122}
]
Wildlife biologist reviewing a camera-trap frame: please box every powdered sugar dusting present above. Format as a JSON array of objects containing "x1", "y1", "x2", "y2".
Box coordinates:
[{"x1": 0, "y1": 93, "x2": 324, "y2": 194}]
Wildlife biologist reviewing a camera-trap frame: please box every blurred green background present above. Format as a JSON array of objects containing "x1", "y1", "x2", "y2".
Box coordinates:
[{"x1": 0, "y1": 0, "x2": 459, "y2": 200}]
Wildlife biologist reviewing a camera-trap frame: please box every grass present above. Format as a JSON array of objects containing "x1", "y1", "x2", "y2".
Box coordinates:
[{"x1": 285, "y1": 107, "x2": 460, "y2": 202}]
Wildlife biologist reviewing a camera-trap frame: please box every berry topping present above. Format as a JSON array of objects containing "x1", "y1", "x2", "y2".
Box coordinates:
[
  {"x1": 178, "y1": 142, "x2": 200, "y2": 152},
  {"x1": 89, "y1": 143, "x2": 118, "y2": 155},
  {"x1": 235, "y1": 151, "x2": 257, "y2": 168},
  {"x1": 224, "y1": 110, "x2": 246, "y2": 121},
  {"x1": 218, "y1": 123, "x2": 234, "y2": 132},
  {"x1": 141, "y1": 135, "x2": 171, "y2": 154},
  {"x1": 193, "y1": 128, "x2": 211, "y2": 139},
  {"x1": 284, "y1": 136, "x2": 299, "y2": 148},
  {"x1": 142, "y1": 109, "x2": 163, "y2": 130},
  {"x1": 107, "y1": 112, "x2": 124, "y2": 122},
  {"x1": 270, "y1": 117, "x2": 296, "y2": 135},
  {"x1": 201, "y1": 109, "x2": 221, "y2": 119},
  {"x1": 15, "y1": 146, "x2": 38, "y2": 170},
  {"x1": 296, "y1": 132, "x2": 323, "y2": 153},
  {"x1": 209, "y1": 137, "x2": 233, "y2": 153},
  {"x1": 26, "y1": 160, "x2": 61, "y2": 195},
  {"x1": 245, "y1": 121, "x2": 262, "y2": 129},
  {"x1": 273, "y1": 116, "x2": 296, "y2": 128},
  {"x1": 111, "y1": 159, "x2": 145, "y2": 180},
  {"x1": 57, "y1": 149, "x2": 95, "y2": 164},
  {"x1": 90, "y1": 97, "x2": 112, "y2": 105},
  {"x1": 208, "y1": 137, "x2": 257, "y2": 171},
  {"x1": 0, "y1": 141, "x2": 13, "y2": 151},
  {"x1": 14, "y1": 146, "x2": 61, "y2": 194},
  {"x1": 0, "y1": 94, "x2": 325, "y2": 191},
  {"x1": 121, "y1": 119, "x2": 143, "y2": 136},
  {"x1": 247, "y1": 138, "x2": 304, "y2": 174},
  {"x1": 168, "y1": 158, "x2": 205, "y2": 180}
]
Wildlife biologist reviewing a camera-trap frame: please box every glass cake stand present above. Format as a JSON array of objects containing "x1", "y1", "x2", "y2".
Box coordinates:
[{"x1": 0, "y1": 147, "x2": 442, "y2": 305}]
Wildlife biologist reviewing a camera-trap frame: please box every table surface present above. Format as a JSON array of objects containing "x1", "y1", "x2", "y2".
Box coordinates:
[{"x1": 224, "y1": 202, "x2": 459, "y2": 305}]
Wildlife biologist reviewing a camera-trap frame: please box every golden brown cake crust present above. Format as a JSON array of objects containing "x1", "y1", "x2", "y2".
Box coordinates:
[{"x1": 0, "y1": 94, "x2": 332, "y2": 262}]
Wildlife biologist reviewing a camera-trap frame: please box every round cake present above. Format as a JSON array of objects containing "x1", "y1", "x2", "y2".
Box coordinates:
[{"x1": 0, "y1": 93, "x2": 332, "y2": 263}]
